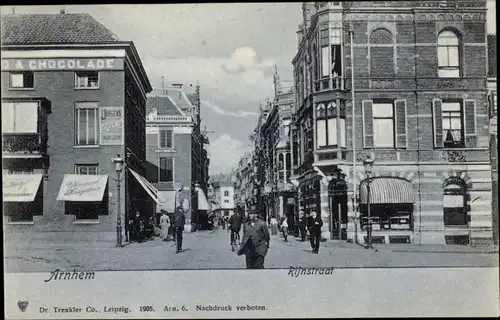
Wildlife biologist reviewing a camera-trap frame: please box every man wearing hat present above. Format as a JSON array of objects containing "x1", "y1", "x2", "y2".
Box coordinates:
[
  {"x1": 173, "y1": 206, "x2": 186, "y2": 253},
  {"x1": 237, "y1": 204, "x2": 270, "y2": 269}
]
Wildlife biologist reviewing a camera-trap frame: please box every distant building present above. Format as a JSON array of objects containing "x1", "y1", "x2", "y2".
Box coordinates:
[
  {"x1": 1, "y1": 13, "x2": 152, "y2": 241},
  {"x1": 211, "y1": 176, "x2": 236, "y2": 218},
  {"x1": 260, "y1": 67, "x2": 296, "y2": 224},
  {"x1": 234, "y1": 152, "x2": 253, "y2": 214},
  {"x1": 145, "y1": 85, "x2": 210, "y2": 231}
]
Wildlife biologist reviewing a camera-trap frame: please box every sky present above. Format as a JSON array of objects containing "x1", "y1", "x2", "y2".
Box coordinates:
[{"x1": 1, "y1": 2, "x2": 496, "y2": 175}]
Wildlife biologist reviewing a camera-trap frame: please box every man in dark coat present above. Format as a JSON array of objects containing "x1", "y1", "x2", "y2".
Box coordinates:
[
  {"x1": 228, "y1": 211, "x2": 243, "y2": 245},
  {"x1": 307, "y1": 210, "x2": 323, "y2": 254},
  {"x1": 173, "y1": 206, "x2": 186, "y2": 253},
  {"x1": 297, "y1": 210, "x2": 307, "y2": 242},
  {"x1": 237, "y1": 207, "x2": 270, "y2": 269}
]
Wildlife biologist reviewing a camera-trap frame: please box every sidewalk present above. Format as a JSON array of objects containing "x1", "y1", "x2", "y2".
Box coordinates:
[{"x1": 354, "y1": 242, "x2": 499, "y2": 254}]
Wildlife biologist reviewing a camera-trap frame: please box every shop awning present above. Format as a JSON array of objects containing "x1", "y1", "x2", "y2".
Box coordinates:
[
  {"x1": 3, "y1": 174, "x2": 43, "y2": 202},
  {"x1": 197, "y1": 187, "x2": 210, "y2": 210},
  {"x1": 128, "y1": 168, "x2": 167, "y2": 205},
  {"x1": 57, "y1": 174, "x2": 108, "y2": 202},
  {"x1": 359, "y1": 177, "x2": 416, "y2": 204},
  {"x1": 157, "y1": 191, "x2": 176, "y2": 213}
]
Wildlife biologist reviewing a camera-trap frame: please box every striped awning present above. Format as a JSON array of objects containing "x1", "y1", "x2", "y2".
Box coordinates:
[{"x1": 359, "y1": 177, "x2": 416, "y2": 204}]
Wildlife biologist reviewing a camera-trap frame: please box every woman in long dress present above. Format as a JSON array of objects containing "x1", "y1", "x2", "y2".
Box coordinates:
[{"x1": 159, "y1": 210, "x2": 171, "y2": 241}]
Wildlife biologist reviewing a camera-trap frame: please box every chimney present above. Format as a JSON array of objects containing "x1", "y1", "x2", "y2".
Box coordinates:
[{"x1": 60, "y1": 5, "x2": 65, "y2": 14}]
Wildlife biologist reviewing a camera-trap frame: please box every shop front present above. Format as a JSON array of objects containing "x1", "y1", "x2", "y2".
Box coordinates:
[{"x1": 358, "y1": 177, "x2": 416, "y2": 244}]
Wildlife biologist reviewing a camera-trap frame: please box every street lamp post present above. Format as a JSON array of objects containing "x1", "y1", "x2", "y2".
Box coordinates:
[
  {"x1": 363, "y1": 156, "x2": 374, "y2": 249},
  {"x1": 112, "y1": 154, "x2": 124, "y2": 248}
]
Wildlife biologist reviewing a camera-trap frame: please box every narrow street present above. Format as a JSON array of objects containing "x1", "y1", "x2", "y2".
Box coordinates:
[{"x1": 4, "y1": 228, "x2": 498, "y2": 273}]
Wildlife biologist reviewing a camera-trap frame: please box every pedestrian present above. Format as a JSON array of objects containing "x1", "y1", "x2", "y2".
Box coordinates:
[
  {"x1": 297, "y1": 211, "x2": 307, "y2": 242},
  {"x1": 159, "y1": 210, "x2": 171, "y2": 241},
  {"x1": 270, "y1": 216, "x2": 278, "y2": 235},
  {"x1": 221, "y1": 215, "x2": 226, "y2": 230},
  {"x1": 173, "y1": 206, "x2": 186, "y2": 253},
  {"x1": 281, "y1": 218, "x2": 289, "y2": 242},
  {"x1": 307, "y1": 211, "x2": 323, "y2": 254},
  {"x1": 228, "y1": 210, "x2": 243, "y2": 246},
  {"x1": 237, "y1": 206, "x2": 270, "y2": 269}
]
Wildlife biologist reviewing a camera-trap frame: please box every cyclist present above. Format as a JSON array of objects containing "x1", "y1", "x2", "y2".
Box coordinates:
[{"x1": 228, "y1": 211, "x2": 243, "y2": 247}]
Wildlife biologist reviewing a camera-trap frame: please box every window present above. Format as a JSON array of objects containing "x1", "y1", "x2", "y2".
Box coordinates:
[
  {"x1": 224, "y1": 199, "x2": 229, "y2": 203},
  {"x1": 443, "y1": 179, "x2": 467, "y2": 227},
  {"x1": 320, "y1": 26, "x2": 329, "y2": 78},
  {"x1": 9, "y1": 71, "x2": 34, "y2": 89},
  {"x1": 75, "y1": 164, "x2": 98, "y2": 175},
  {"x1": 369, "y1": 28, "x2": 395, "y2": 77},
  {"x1": 360, "y1": 203, "x2": 414, "y2": 231},
  {"x1": 438, "y1": 31, "x2": 460, "y2": 78},
  {"x1": 373, "y1": 103, "x2": 395, "y2": 148},
  {"x1": 159, "y1": 158, "x2": 173, "y2": 182},
  {"x1": 75, "y1": 102, "x2": 98, "y2": 146},
  {"x1": 224, "y1": 190, "x2": 229, "y2": 197},
  {"x1": 159, "y1": 129, "x2": 173, "y2": 149},
  {"x1": 442, "y1": 102, "x2": 464, "y2": 148},
  {"x1": 489, "y1": 91, "x2": 497, "y2": 117},
  {"x1": 1, "y1": 101, "x2": 38, "y2": 133},
  {"x1": 316, "y1": 102, "x2": 346, "y2": 148},
  {"x1": 75, "y1": 71, "x2": 99, "y2": 88},
  {"x1": 330, "y1": 28, "x2": 341, "y2": 45}
]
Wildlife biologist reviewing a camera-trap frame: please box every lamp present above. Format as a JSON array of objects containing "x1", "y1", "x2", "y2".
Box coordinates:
[
  {"x1": 362, "y1": 156, "x2": 374, "y2": 249},
  {"x1": 112, "y1": 154, "x2": 124, "y2": 247}
]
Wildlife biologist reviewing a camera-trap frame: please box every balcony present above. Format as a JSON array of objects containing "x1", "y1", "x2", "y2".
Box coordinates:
[
  {"x1": 2, "y1": 133, "x2": 47, "y2": 156},
  {"x1": 146, "y1": 114, "x2": 192, "y2": 122},
  {"x1": 314, "y1": 77, "x2": 346, "y2": 93},
  {"x1": 152, "y1": 181, "x2": 175, "y2": 190}
]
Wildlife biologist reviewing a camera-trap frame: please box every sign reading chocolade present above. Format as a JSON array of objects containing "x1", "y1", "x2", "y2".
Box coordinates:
[{"x1": 1, "y1": 58, "x2": 124, "y2": 71}]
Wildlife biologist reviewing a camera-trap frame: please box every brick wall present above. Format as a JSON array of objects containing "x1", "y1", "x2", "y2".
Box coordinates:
[{"x1": 2, "y1": 68, "x2": 126, "y2": 234}]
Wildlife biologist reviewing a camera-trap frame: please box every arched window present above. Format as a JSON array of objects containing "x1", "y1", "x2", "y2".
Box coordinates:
[
  {"x1": 369, "y1": 28, "x2": 395, "y2": 77},
  {"x1": 443, "y1": 178, "x2": 467, "y2": 226},
  {"x1": 437, "y1": 30, "x2": 460, "y2": 78}
]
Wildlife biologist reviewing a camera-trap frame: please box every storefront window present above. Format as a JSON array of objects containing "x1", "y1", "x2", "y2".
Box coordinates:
[{"x1": 359, "y1": 203, "x2": 413, "y2": 231}]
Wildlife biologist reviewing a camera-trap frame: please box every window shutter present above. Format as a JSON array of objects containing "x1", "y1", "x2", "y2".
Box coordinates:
[
  {"x1": 432, "y1": 99, "x2": 444, "y2": 148},
  {"x1": 395, "y1": 99, "x2": 407, "y2": 148},
  {"x1": 362, "y1": 100, "x2": 374, "y2": 148},
  {"x1": 463, "y1": 99, "x2": 477, "y2": 147}
]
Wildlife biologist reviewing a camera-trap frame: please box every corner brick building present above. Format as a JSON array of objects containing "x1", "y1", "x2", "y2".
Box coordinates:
[
  {"x1": 144, "y1": 85, "x2": 210, "y2": 232},
  {"x1": 2, "y1": 13, "x2": 152, "y2": 241},
  {"x1": 291, "y1": 1, "x2": 492, "y2": 245}
]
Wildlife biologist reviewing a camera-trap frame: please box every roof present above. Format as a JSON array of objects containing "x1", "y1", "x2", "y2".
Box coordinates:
[
  {"x1": 1, "y1": 13, "x2": 121, "y2": 44},
  {"x1": 488, "y1": 34, "x2": 497, "y2": 78},
  {"x1": 186, "y1": 93, "x2": 197, "y2": 106},
  {"x1": 146, "y1": 96, "x2": 184, "y2": 116}
]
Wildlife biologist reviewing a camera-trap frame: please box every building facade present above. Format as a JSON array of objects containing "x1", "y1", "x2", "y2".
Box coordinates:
[
  {"x1": 260, "y1": 68, "x2": 296, "y2": 224},
  {"x1": 291, "y1": 1, "x2": 492, "y2": 245},
  {"x1": 234, "y1": 152, "x2": 254, "y2": 213},
  {"x1": 145, "y1": 85, "x2": 210, "y2": 231},
  {"x1": 211, "y1": 180, "x2": 236, "y2": 218},
  {"x1": 2, "y1": 13, "x2": 152, "y2": 241},
  {"x1": 487, "y1": 34, "x2": 497, "y2": 245}
]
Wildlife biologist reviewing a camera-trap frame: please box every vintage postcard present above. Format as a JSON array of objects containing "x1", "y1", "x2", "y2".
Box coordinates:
[{"x1": 2, "y1": 2, "x2": 499, "y2": 319}]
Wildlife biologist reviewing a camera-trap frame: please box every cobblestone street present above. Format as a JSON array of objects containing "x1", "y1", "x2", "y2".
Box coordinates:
[{"x1": 4, "y1": 228, "x2": 498, "y2": 273}]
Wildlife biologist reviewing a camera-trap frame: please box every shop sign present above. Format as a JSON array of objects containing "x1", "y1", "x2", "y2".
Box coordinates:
[
  {"x1": 100, "y1": 107, "x2": 124, "y2": 146},
  {"x1": 1, "y1": 58, "x2": 124, "y2": 71}
]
